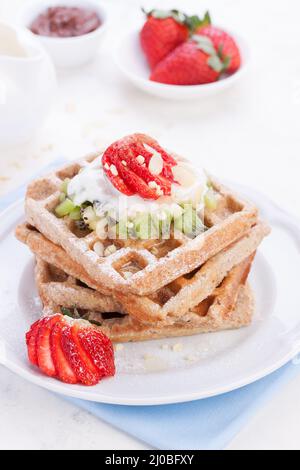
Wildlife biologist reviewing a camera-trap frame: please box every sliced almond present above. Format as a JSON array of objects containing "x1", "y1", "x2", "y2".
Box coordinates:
[
  {"x1": 172, "y1": 164, "x2": 197, "y2": 188},
  {"x1": 136, "y1": 155, "x2": 145, "y2": 165},
  {"x1": 149, "y1": 153, "x2": 163, "y2": 176},
  {"x1": 110, "y1": 164, "x2": 118, "y2": 176}
]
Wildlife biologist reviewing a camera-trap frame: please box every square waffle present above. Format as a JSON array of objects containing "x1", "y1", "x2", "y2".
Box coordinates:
[
  {"x1": 35, "y1": 258, "x2": 255, "y2": 343},
  {"x1": 24, "y1": 153, "x2": 259, "y2": 296},
  {"x1": 16, "y1": 221, "x2": 268, "y2": 323}
]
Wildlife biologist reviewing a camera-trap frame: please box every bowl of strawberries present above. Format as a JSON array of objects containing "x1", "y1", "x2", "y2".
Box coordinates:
[{"x1": 115, "y1": 9, "x2": 250, "y2": 100}]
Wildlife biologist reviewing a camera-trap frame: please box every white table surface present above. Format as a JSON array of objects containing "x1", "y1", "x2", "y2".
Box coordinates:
[{"x1": 1, "y1": 0, "x2": 300, "y2": 450}]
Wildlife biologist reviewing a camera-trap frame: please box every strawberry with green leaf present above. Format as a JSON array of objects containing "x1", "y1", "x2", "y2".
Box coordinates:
[
  {"x1": 140, "y1": 8, "x2": 205, "y2": 70},
  {"x1": 196, "y1": 12, "x2": 241, "y2": 73},
  {"x1": 150, "y1": 35, "x2": 226, "y2": 86}
]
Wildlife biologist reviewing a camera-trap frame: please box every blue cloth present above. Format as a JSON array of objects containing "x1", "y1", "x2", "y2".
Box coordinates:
[
  {"x1": 68, "y1": 362, "x2": 299, "y2": 450},
  {"x1": 1, "y1": 161, "x2": 299, "y2": 450}
]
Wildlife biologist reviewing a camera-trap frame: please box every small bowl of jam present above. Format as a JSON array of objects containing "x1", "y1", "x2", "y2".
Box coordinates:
[{"x1": 20, "y1": 0, "x2": 108, "y2": 68}]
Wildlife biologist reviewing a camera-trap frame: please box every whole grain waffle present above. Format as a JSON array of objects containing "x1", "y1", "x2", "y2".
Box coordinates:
[
  {"x1": 36, "y1": 258, "x2": 254, "y2": 342},
  {"x1": 16, "y1": 221, "x2": 269, "y2": 323},
  {"x1": 25, "y1": 153, "x2": 259, "y2": 296}
]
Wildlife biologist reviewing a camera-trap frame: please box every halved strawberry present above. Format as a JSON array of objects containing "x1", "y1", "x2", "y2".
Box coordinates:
[
  {"x1": 50, "y1": 321, "x2": 78, "y2": 384},
  {"x1": 61, "y1": 323, "x2": 101, "y2": 386},
  {"x1": 76, "y1": 325, "x2": 115, "y2": 379},
  {"x1": 102, "y1": 134, "x2": 177, "y2": 200},
  {"x1": 26, "y1": 320, "x2": 40, "y2": 366},
  {"x1": 36, "y1": 315, "x2": 61, "y2": 377}
]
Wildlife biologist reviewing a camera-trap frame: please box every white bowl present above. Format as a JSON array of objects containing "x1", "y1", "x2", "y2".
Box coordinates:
[
  {"x1": 114, "y1": 29, "x2": 250, "y2": 100},
  {"x1": 19, "y1": 0, "x2": 109, "y2": 68}
]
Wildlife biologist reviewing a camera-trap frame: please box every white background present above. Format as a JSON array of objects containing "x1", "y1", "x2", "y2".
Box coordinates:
[{"x1": 0, "y1": 0, "x2": 300, "y2": 450}]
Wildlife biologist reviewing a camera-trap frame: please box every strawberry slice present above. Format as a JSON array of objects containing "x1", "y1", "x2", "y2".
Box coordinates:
[
  {"x1": 26, "y1": 320, "x2": 40, "y2": 366},
  {"x1": 102, "y1": 151, "x2": 134, "y2": 196},
  {"x1": 25, "y1": 315, "x2": 116, "y2": 386},
  {"x1": 36, "y1": 315, "x2": 61, "y2": 377},
  {"x1": 102, "y1": 134, "x2": 178, "y2": 200},
  {"x1": 76, "y1": 325, "x2": 115, "y2": 379},
  {"x1": 50, "y1": 321, "x2": 78, "y2": 384},
  {"x1": 117, "y1": 142, "x2": 174, "y2": 195},
  {"x1": 61, "y1": 323, "x2": 101, "y2": 386}
]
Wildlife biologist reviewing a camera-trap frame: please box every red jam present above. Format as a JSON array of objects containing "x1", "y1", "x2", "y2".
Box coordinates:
[{"x1": 30, "y1": 6, "x2": 102, "y2": 38}]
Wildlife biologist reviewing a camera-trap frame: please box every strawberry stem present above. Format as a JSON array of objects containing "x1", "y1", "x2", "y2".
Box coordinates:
[{"x1": 142, "y1": 8, "x2": 212, "y2": 34}]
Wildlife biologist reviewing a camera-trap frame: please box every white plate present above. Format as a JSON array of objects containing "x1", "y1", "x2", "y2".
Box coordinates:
[
  {"x1": 1, "y1": 187, "x2": 300, "y2": 406},
  {"x1": 114, "y1": 29, "x2": 250, "y2": 100}
]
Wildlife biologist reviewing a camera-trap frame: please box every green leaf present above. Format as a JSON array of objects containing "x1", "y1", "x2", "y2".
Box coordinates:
[
  {"x1": 61, "y1": 306, "x2": 81, "y2": 319},
  {"x1": 222, "y1": 55, "x2": 231, "y2": 70},
  {"x1": 144, "y1": 8, "x2": 212, "y2": 32},
  {"x1": 202, "y1": 11, "x2": 212, "y2": 26},
  {"x1": 192, "y1": 35, "x2": 216, "y2": 55},
  {"x1": 207, "y1": 55, "x2": 224, "y2": 73},
  {"x1": 61, "y1": 307, "x2": 73, "y2": 317},
  {"x1": 185, "y1": 15, "x2": 202, "y2": 32},
  {"x1": 89, "y1": 319, "x2": 102, "y2": 327},
  {"x1": 186, "y1": 10, "x2": 212, "y2": 32}
]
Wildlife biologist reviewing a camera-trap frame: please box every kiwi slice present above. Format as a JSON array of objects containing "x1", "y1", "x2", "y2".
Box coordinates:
[{"x1": 55, "y1": 198, "x2": 75, "y2": 218}]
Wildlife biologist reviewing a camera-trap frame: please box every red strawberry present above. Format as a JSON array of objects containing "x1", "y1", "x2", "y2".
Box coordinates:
[
  {"x1": 50, "y1": 321, "x2": 78, "y2": 384},
  {"x1": 61, "y1": 323, "x2": 101, "y2": 386},
  {"x1": 102, "y1": 134, "x2": 177, "y2": 200},
  {"x1": 196, "y1": 21, "x2": 241, "y2": 73},
  {"x1": 26, "y1": 320, "x2": 40, "y2": 366},
  {"x1": 76, "y1": 325, "x2": 115, "y2": 379},
  {"x1": 140, "y1": 10, "x2": 189, "y2": 70},
  {"x1": 25, "y1": 315, "x2": 116, "y2": 386},
  {"x1": 140, "y1": 9, "x2": 212, "y2": 70},
  {"x1": 150, "y1": 37, "x2": 224, "y2": 85},
  {"x1": 36, "y1": 315, "x2": 61, "y2": 377}
]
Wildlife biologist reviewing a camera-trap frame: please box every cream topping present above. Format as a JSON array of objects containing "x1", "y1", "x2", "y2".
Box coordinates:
[{"x1": 67, "y1": 154, "x2": 208, "y2": 215}]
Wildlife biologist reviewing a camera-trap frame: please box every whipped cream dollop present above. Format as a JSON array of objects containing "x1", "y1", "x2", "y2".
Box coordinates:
[{"x1": 67, "y1": 154, "x2": 208, "y2": 216}]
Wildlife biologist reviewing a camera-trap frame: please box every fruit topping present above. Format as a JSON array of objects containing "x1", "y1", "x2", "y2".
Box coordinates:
[
  {"x1": 140, "y1": 9, "x2": 241, "y2": 85},
  {"x1": 102, "y1": 134, "x2": 177, "y2": 200},
  {"x1": 25, "y1": 315, "x2": 115, "y2": 386},
  {"x1": 36, "y1": 314, "x2": 62, "y2": 377}
]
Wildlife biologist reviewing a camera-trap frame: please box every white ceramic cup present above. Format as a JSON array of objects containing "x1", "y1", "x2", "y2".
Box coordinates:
[
  {"x1": 19, "y1": 0, "x2": 109, "y2": 68},
  {"x1": 0, "y1": 23, "x2": 57, "y2": 148}
]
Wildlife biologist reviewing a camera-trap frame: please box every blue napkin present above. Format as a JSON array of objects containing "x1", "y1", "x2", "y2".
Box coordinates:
[
  {"x1": 2, "y1": 161, "x2": 299, "y2": 450},
  {"x1": 68, "y1": 362, "x2": 299, "y2": 450}
]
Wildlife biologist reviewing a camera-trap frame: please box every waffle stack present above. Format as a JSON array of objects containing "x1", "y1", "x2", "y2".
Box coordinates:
[{"x1": 16, "y1": 154, "x2": 270, "y2": 342}]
